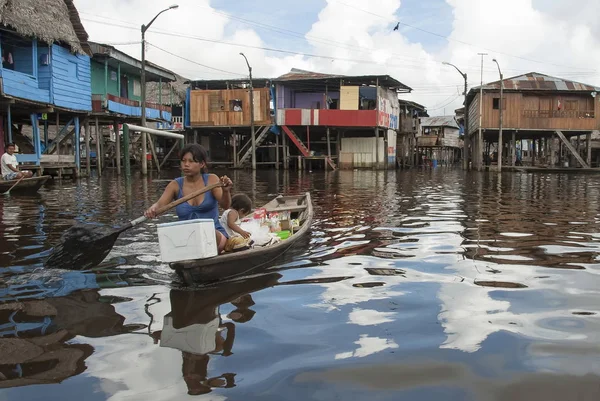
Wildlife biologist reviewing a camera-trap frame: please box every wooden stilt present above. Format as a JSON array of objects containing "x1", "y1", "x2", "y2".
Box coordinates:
[
  {"x1": 586, "y1": 132, "x2": 592, "y2": 167},
  {"x1": 85, "y1": 118, "x2": 91, "y2": 176},
  {"x1": 95, "y1": 117, "x2": 102, "y2": 175},
  {"x1": 115, "y1": 120, "x2": 121, "y2": 175},
  {"x1": 275, "y1": 133, "x2": 280, "y2": 170},
  {"x1": 147, "y1": 134, "x2": 160, "y2": 173}
]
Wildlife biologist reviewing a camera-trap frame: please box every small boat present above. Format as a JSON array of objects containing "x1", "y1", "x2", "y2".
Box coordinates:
[
  {"x1": 0, "y1": 175, "x2": 51, "y2": 194},
  {"x1": 170, "y1": 192, "x2": 314, "y2": 284}
]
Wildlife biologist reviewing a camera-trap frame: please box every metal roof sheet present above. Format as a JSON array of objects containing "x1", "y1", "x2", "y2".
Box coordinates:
[
  {"x1": 420, "y1": 115, "x2": 459, "y2": 129},
  {"x1": 470, "y1": 72, "x2": 600, "y2": 93},
  {"x1": 273, "y1": 68, "x2": 412, "y2": 92}
]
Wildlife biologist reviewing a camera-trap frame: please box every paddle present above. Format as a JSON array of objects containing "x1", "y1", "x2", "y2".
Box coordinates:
[
  {"x1": 43, "y1": 182, "x2": 223, "y2": 270},
  {"x1": 3, "y1": 175, "x2": 25, "y2": 196}
]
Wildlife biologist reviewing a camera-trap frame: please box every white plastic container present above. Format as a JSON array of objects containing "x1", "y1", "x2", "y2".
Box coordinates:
[{"x1": 157, "y1": 218, "x2": 217, "y2": 263}]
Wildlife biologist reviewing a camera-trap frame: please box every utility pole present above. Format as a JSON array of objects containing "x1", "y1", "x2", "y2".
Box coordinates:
[
  {"x1": 442, "y1": 61, "x2": 469, "y2": 170},
  {"x1": 477, "y1": 53, "x2": 487, "y2": 170},
  {"x1": 141, "y1": 4, "x2": 178, "y2": 176},
  {"x1": 240, "y1": 52, "x2": 256, "y2": 170},
  {"x1": 493, "y1": 58, "x2": 503, "y2": 172}
]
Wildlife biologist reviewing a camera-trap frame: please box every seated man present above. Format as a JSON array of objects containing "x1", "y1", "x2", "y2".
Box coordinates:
[{"x1": 1, "y1": 143, "x2": 33, "y2": 180}]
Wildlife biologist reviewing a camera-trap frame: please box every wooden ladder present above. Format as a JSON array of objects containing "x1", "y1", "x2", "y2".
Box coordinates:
[{"x1": 238, "y1": 126, "x2": 271, "y2": 165}]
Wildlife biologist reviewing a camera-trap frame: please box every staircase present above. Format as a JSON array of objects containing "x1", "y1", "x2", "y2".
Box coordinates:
[
  {"x1": 282, "y1": 126, "x2": 336, "y2": 170},
  {"x1": 44, "y1": 123, "x2": 75, "y2": 155},
  {"x1": 326, "y1": 157, "x2": 337, "y2": 170},
  {"x1": 282, "y1": 126, "x2": 310, "y2": 157},
  {"x1": 238, "y1": 126, "x2": 270, "y2": 166}
]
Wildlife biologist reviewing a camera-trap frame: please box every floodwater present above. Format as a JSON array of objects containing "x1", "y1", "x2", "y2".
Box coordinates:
[{"x1": 1, "y1": 168, "x2": 600, "y2": 401}]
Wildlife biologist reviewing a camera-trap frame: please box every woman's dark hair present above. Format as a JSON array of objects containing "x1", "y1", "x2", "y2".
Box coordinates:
[
  {"x1": 231, "y1": 193, "x2": 252, "y2": 213},
  {"x1": 180, "y1": 144, "x2": 209, "y2": 173}
]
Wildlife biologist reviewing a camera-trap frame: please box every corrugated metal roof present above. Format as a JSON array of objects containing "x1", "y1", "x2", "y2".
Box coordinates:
[
  {"x1": 471, "y1": 72, "x2": 600, "y2": 93},
  {"x1": 276, "y1": 68, "x2": 339, "y2": 81},
  {"x1": 420, "y1": 116, "x2": 459, "y2": 129},
  {"x1": 399, "y1": 99, "x2": 427, "y2": 110},
  {"x1": 273, "y1": 68, "x2": 412, "y2": 92}
]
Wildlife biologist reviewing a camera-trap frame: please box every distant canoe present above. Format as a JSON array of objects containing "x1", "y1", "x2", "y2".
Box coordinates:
[
  {"x1": 169, "y1": 192, "x2": 314, "y2": 285},
  {"x1": 0, "y1": 175, "x2": 51, "y2": 194}
]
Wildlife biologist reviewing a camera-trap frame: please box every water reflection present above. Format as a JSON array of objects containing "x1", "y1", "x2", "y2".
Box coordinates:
[
  {"x1": 1, "y1": 168, "x2": 600, "y2": 400},
  {"x1": 152, "y1": 276, "x2": 276, "y2": 395},
  {"x1": 0, "y1": 288, "x2": 144, "y2": 389}
]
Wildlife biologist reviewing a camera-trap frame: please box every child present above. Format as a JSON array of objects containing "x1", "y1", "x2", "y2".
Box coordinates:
[{"x1": 220, "y1": 194, "x2": 253, "y2": 252}]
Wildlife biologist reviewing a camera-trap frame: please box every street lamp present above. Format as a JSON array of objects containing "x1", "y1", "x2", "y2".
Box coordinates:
[
  {"x1": 492, "y1": 58, "x2": 503, "y2": 172},
  {"x1": 442, "y1": 61, "x2": 469, "y2": 170},
  {"x1": 240, "y1": 52, "x2": 256, "y2": 171},
  {"x1": 140, "y1": 4, "x2": 178, "y2": 175}
]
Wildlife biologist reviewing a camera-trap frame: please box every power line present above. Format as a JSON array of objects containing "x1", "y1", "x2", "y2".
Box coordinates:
[
  {"x1": 81, "y1": 14, "x2": 598, "y2": 80},
  {"x1": 426, "y1": 94, "x2": 462, "y2": 111},
  {"x1": 331, "y1": 0, "x2": 596, "y2": 72},
  {"x1": 146, "y1": 42, "x2": 244, "y2": 76},
  {"x1": 82, "y1": 17, "x2": 584, "y2": 78}
]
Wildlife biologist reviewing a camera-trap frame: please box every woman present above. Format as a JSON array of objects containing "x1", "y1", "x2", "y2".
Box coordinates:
[{"x1": 144, "y1": 144, "x2": 233, "y2": 253}]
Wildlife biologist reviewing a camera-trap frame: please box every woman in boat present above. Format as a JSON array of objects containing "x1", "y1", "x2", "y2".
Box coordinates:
[{"x1": 144, "y1": 144, "x2": 233, "y2": 253}]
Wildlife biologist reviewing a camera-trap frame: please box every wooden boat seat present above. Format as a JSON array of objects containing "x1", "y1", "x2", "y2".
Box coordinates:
[
  {"x1": 264, "y1": 195, "x2": 308, "y2": 213},
  {"x1": 265, "y1": 204, "x2": 307, "y2": 213}
]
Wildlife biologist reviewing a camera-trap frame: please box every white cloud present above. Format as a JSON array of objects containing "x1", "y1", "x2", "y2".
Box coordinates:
[{"x1": 73, "y1": 0, "x2": 600, "y2": 116}]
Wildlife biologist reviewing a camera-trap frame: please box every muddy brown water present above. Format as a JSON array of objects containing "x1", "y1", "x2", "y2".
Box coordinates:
[{"x1": 1, "y1": 168, "x2": 599, "y2": 401}]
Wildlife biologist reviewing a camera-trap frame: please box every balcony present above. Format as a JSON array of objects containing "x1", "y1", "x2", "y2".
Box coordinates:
[
  {"x1": 92, "y1": 94, "x2": 172, "y2": 121},
  {"x1": 277, "y1": 108, "x2": 378, "y2": 128},
  {"x1": 157, "y1": 116, "x2": 184, "y2": 130},
  {"x1": 523, "y1": 110, "x2": 595, "y2": 119}
]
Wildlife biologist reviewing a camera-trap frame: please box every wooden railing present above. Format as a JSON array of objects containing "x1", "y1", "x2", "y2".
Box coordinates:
[
  {"x1": 96, "y1": 94, "x2": 172, "y2": 114},
  {"x1": 523, "y1": 110, "x2": 595, "y2": 119}
]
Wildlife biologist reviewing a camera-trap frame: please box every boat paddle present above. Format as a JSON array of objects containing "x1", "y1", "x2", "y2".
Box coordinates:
[
  {"x1": 43, "y1": 182, "x2": 223, "y2": 270},
  {"x1": 3, "y1": 175, "x2": 25, "y2": 196}
]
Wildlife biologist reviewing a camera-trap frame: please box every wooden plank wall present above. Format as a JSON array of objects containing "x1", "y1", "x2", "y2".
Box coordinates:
[
  {"x1": 189, "y1": 88, "x2": 271, "y2": 126},
  {"x1": 479, "y1": 92, "x2": 600, "y2": 131},
  {"x1": 467, "y1": 94, "x2": 480, "y2": 135},
  {"x1": 340, "y1": 86, "x2": 359, "y2": 110}
]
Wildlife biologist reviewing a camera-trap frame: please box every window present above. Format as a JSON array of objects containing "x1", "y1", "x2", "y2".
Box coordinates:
[
  {"x1": 229, "y1": 99, "x2": 243, "y2": 112},
  {"x1": 1, "y1": 31, "x2": 34, "y2": 75},
  {"x1": 66, "y1": 61, "x2": 77, "y2": 78},
  {"x1": 133, "y1": 79, "x2": 141, "y2": 97},
  {"x1": 493, "y1": 98, "x2": 506, "y2": 110},
  {"x1": 564, "y1": 100, "x2": 578, "y2": 111},
  {"x1": 210, "y1": 94, "x2": 225, "y2": 111}
]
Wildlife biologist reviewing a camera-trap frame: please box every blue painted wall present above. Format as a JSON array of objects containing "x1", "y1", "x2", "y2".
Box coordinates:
[
  {"x1": 38, "y1": 45, "x2": 51, "y2": 90},
  {"x1": 51, "y1": 44, "x2": 91, "y2": 111},
  {"x1": 0, "y1": 38, "x2": 92, "y2": 110},
  {"x1": 108, "y1": 99, "x2": 140, "y2": 116},
  {"x1": 2, "y1": 69, "x2": 50, "y2": 103}
]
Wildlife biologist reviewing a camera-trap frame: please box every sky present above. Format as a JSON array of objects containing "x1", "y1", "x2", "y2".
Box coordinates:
[{"x1": 74, "y1": 0, "x2": 600, "y2": 116}]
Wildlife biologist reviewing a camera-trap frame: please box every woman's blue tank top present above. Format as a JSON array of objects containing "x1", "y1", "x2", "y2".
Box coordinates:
[{"x1": 174, "y1": 174, "x2": 228, "y2": 238}]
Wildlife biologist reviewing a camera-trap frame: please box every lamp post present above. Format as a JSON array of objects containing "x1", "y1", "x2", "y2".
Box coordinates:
[
  {"x1": 492, "y1": 58, "x2": 503, "y2": 172},
  {"x1": 240, "y1": 52, "x2": 256, "y2": 171},
  {"x1": 141, "y1": 4, "x2": 178, "y2": 175},
  {"x1": 442, "y1": 61, "x2": 469, "y2": 170}
]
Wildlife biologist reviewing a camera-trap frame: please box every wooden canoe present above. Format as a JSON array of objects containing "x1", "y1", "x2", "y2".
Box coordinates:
[
  {"x1": 0, "y1": 175, "x2": 51, "y2": 194},
  {"x1": 169, "y1": 192, "x2": 314, "y2": 285}
]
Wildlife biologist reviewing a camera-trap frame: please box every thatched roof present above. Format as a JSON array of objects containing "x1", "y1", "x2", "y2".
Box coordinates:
[
  {"x1": 146, "y1": 72, "x2": 189, "y2": 105},
  {"x1": 0, "y1": 0, "x2": 90, "y2": 55}
]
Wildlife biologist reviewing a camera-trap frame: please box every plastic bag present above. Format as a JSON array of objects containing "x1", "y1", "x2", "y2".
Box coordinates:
[{"x1": 240, "y1": 220, "x2": 272, "y2": 246}]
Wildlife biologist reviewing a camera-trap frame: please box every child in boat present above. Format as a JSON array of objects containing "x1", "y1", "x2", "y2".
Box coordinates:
[{"x1": 220, "y1": 194, "x2": 253, "y2": 252}]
